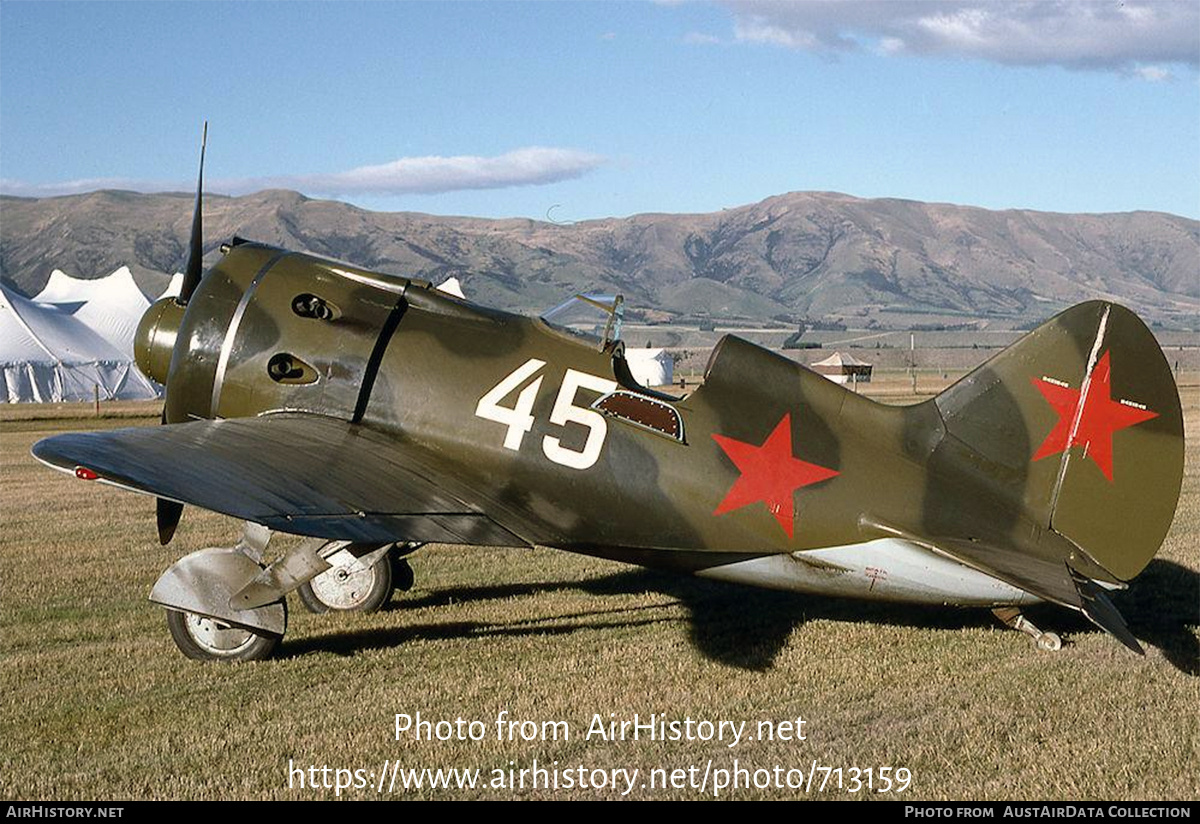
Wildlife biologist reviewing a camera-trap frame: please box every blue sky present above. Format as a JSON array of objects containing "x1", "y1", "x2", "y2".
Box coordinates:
[{"x1": 2, "y1": 1, "x2": 1197, "y2": 220}]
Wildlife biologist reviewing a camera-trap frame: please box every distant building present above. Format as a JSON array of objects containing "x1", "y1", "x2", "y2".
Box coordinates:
[{"x1": 812, "y1": 351, "x2": 872, "y2": 385}]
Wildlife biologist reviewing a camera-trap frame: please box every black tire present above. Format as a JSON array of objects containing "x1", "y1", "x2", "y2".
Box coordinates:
[
  {"x1": 297, "y1": 548, "x2": 394, "y2": 613},
  {"x1": 165, "y1": 607, "x2": 284, "y2": 662}
]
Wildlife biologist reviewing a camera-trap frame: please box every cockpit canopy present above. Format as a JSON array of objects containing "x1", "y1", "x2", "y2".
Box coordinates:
[{"x1": 539, "y1": 294, "x2": 623, "y2": 351}]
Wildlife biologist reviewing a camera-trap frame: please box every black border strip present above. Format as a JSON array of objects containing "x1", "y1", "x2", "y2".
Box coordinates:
[{"x1": 352, "y1": 293, "x2": 409, "y2": 423}]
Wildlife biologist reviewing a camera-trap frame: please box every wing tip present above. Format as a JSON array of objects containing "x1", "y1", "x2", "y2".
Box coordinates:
[{"x1": 31, "y1": 434, "x2": 75, "y2": 474}]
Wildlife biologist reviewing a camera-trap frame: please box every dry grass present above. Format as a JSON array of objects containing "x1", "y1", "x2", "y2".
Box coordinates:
[
  {"x1": 0, "y1": 399, "x2": 162, "y2": 423},
  {"x1": 1, "y1": 387, "x2": 1197, "y2": 801}
]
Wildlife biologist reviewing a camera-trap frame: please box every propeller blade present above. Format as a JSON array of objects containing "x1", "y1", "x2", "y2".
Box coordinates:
[
  {"x1": 155, "y1": 125, "x2": 206, "y2": 541},
  {"x1": 178, "y1": 121, "x2": 207, "y2": 304},
  {"x1": 154, "y1": 407, "x2": 183, "y2": 545},
  {"x1": 157, "y1": 497, "x2": 183, "y2": 546}
]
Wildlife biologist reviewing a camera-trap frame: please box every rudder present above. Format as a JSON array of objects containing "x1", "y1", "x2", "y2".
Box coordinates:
[{"x1": 934, "y1": 301, "x2": 1184, "y2": 583}]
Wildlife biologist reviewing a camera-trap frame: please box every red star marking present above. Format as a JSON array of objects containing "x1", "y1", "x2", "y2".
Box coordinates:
[
  {"x1": 712, "y1": 413, "x2": 839, "y2": 539},
  {"x1": 1031, "y1": 350, "x2": 1158, "y2": 482}
]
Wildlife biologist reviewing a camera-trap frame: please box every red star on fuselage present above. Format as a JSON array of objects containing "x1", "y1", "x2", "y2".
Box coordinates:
[
  {"x1": 1031, "y1": 350, "x2": 1157, "y2": 481},
  {"x1": 712, "y1": 413, "x2": 839, "y2": 539}
]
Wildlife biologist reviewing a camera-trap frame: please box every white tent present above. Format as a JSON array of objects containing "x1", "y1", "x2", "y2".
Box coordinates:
[
  {"x1": 812, "y1": 351, "x2": 872, "y2": 385},
  {"x1": 34, "y1": 267, "x2": 152, "y2": 357},
  {"x1": 626, "y1": 348, "x2": 674, "y2": 387},
  {"x1": 1, "y1": 272, "x2": 162, "y2": 403},
  {"x1": 436, "y1": 276, "x2": 465, "y2": 299},
  {"x1": 161, "y1": 272, "x2": 184, "y2": 300}
]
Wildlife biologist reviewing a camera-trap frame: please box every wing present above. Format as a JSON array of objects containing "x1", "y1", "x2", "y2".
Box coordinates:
[{"x1": 32, "y1": 413, "x2": 530, "y2": 546}]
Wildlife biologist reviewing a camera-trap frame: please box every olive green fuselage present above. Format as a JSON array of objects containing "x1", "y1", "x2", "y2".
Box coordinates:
[{"x1": 158, "y1": 244, "x2": 923, "y2": 558}]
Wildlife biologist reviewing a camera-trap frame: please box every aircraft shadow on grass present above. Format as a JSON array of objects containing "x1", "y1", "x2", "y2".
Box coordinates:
[{"x1": 282, "y1": 559, "x2": 1198, "y2": 676}]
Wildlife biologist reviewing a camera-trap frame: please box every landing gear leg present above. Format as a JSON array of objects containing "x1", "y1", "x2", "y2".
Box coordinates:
[
  {"x1": 151, "y1": 526, "x2": 424, "y2": 660},
  {"x1": 151, "y1": 522, "x2": 325, "y2": 662},
  {"x1": 993, "y1": 607, "x2": 1062, "y2": 651}
]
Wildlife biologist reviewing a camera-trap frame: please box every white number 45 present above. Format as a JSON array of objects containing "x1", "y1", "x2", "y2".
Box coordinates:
[{"x1": 475, "y1": 358, "x2": 617, "y2": 470}]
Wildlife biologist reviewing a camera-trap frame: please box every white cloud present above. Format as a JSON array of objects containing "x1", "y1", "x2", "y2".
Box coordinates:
[
  {"x1": 723, "y1": 1, "x2": 1199, "y2": 73},
  {"x1": 0, "y1": 147, "x2": 607, "y2": 199},
  {"x1": 226, "y1": 147, "x2": 607, "y2": 196},
  {"x1": 0, "y1": 176, "x2": 177, "y2": 198},
  {"x1": 734, "y1": 17, "x2": 819, "y2": 49},
  {"x1": 1133, "y1": 65, "x2": 1172, "y2": 82}
]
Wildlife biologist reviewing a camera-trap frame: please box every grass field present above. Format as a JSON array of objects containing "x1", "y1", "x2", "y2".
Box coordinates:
[{"x1": 1, "y1": 380, "x2": 1197, "y2": 801}]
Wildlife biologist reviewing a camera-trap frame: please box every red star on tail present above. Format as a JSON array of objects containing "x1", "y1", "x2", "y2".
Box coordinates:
[
  {"x1": 712, "y1": 413, "x2": 839, "y2": 539},
  {"x1": 1031, "y1": 350, "x2": 1157, "y2": 481}
]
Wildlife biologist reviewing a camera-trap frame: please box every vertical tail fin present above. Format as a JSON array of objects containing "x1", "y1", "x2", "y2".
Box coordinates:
[{"x1": 933, "y1": 301, "x2": 1183, "y2": 583}]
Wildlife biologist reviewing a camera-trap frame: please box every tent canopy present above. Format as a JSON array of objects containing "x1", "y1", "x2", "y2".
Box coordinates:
[
  {"x1": 1, "y1": 271, "x2": 162, "y2": 403},
  {"x1": 813, "y1": 351, "x2": 872, "y2": 368}
]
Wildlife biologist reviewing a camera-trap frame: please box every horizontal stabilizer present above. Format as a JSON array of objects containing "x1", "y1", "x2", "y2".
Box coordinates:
[
  {"x1": 941, "y1": 533, "x2": 1144, "y2": 653},
  {"x1": 870, "y1": 520, "x2": 1143, "y2": 653}
]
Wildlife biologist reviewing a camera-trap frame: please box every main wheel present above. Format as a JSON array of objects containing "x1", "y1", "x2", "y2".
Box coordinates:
[
  {"x1": 166, "y1": 607, "x2": 284, "y2": 662},
  {"x1": 297, "y1": 546, "x2": 394, "y2": 613}
]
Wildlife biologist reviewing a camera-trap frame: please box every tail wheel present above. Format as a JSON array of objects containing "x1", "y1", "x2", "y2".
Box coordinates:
[
  {"x1": 297, "y1": 546, "x2": 394, "y2": 613},
  {"x1": 166, "y1": 606, "x2": 284, "y2": 663},
  {"x1": 1036, "y1": 632, "x2": 1063, "y2": 652}
]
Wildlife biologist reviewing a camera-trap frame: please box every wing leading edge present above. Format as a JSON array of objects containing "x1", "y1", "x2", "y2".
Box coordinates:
[{"x1": 32, "y1": 414, "x2": 529, "y2": 546}]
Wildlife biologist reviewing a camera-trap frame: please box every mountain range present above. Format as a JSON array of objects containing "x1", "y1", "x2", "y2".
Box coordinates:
[{"x1": 2, "y1": 189, "x2": 1196, "y2": 326}]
